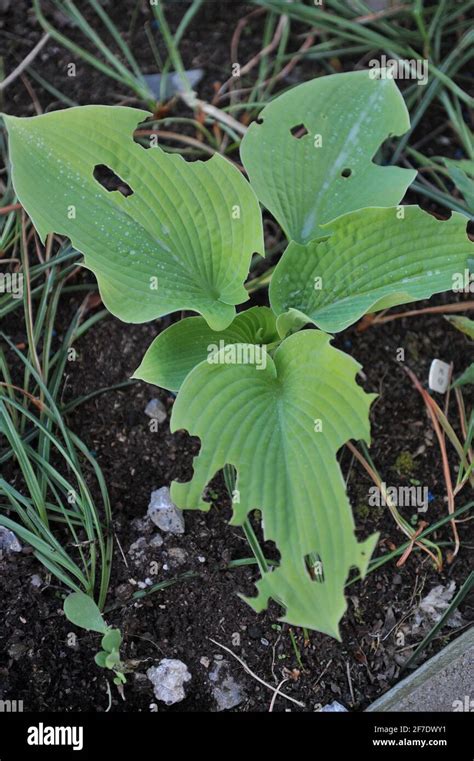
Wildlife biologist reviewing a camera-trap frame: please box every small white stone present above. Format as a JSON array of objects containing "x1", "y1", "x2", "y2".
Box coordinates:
[
  {"x1": 209, "y1": 659, "x2": 244, "y2": 711},
  {"x1": 144, "y1": 399, "x2": 167, "y2": 423},
  {"x1": 167, "y1": 547, "x2": 187, "y2": 566},
  {"x1": 147, "y1": 659, "x2": 191, "y2": 705},
  {"x1": 0, "y1": 527, "x2": 21, "y2": 553},
  {"x1": 318, "y1": 701, "x2": 348, "y2": 713},
  {"x1": 128, "y1": 537, "x2": 147, "y2": 559},
  {"x1": 147, "y1": 487, "x2": 185, "y2": 534}
]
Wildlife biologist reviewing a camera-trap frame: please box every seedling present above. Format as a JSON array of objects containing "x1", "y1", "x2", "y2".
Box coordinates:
[
  {"x1": 4, "y1": 70, "x2": 473, "y2": 638},
  {"x1": 64, "y1": 591, "x2": 126, "y2": 686}
]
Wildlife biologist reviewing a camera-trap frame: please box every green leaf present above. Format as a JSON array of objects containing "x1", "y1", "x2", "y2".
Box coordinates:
[
  {"x1": 134, "y1": 306, "x2": 279, "y2": 392},
  {"x1": 63, "y1": 591, "x2": 108, "y2": 633},
  {"x1": 443, "y1": 159, "x2": 474, "y2": 213},
  {"x1": 445, "y1": 315, "x2": 474, "y2": 340},
  {"x1": 453, "y1": 363, "x2": 474, "y2": 388},
  {"x1": 270, "y1": 207, "x2": 472, "y2": 334},
  {"x1": 240, "y1": 70, "x2": 416, "y2": 243},
  {"x1": 101, "y1": 628, "x2": 122, "y2": 653},
  {"x1": 4, "y1": 106, "x2": 264, "y2": 330},
  {"x1": 170, "y1": 330, "x2": 378, "y2": 638},
  {"x1": 94, "y1": 651, "x2": 108, "y2": 668},
  {"x1": 105, "y1": 649, "x2": 121, "y2": 670},
  {"x1": 274, "y1": 308, "x2": 309, "y2": 340}
]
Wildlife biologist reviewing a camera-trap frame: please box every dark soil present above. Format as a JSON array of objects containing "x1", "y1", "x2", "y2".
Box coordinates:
[{"x1": 0, "y1": 0, "x2": 473, "y2": 713}]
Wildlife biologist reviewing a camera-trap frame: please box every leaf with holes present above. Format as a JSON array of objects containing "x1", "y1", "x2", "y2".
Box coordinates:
[
  {"x1": 240, "y1": 69, "x2": 416, "y2": 243},
  {"x1": 134, "y1": 306, "x2": 279, "y2": 392},
  {"x1": 170, "y1": 330, "x2": 378, "y2": 638},
  {"x1": 270, "y1": 207, "x2": 472, "y2": 335},
  {"x1": 4, "y1": 106, "x2": 264, "y2": 330}
]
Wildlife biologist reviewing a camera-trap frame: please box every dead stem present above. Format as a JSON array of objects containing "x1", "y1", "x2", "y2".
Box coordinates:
[
  {"x1": 346, "y1": 440, "x2": 442, "y2": 569},
  {"x1": 404, "y1": 367, "x2": 460, "y2": 558},
  {"x1": 357, "y1": 301, "x2": 474, "y2": 331}
]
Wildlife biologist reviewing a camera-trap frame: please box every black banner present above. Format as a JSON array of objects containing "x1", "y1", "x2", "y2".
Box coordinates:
[{"x1": 0, "y1": 710, "x2": 472, "y2": 759}]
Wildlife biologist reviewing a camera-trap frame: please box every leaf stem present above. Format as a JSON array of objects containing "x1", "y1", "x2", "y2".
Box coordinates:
[{"x1": 223, "y1": 463, "x2": 269, "y2": 575}]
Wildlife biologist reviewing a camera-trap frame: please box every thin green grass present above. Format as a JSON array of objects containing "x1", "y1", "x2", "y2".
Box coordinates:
[
  {"x1": 0, "y1": 217, "x2": 113, "y2": 609},
  {"x1": 0, "y1": 347, "x2": 113, "y2": 608},
  {"x1": 33, "y1": 0, "x2": 153, "y2": 104}
]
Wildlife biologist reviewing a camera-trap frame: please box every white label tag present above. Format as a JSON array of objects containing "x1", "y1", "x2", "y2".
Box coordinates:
[{"x1": 428, "y1": 359, "x2": 451, "y2": 393}]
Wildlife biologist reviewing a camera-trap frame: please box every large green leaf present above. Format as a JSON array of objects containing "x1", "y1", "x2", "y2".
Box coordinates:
[
  {"x1": 270, "y1": 207, "x2": 472, "y2": 335},
  {"x1": 240, "y1": 69, "x2": 416, "y2": 243},
  {"x1": 134, "y1": 306, "x2": 279, "y2": 392},
  {"x1": 4, "y1": 106, "x2": 264, "y2": 330},
  {"x1": 170, "y1": 330, "x2": 378, "y2": 637}
]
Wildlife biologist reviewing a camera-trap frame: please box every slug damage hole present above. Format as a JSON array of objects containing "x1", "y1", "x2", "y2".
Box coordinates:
[
  {"x1": 133, "y1": 116, "x2": 154, "y2": 150},
  {"x1": 341, "y1": 167, "x2": 352, "y2": 178},
  {"x1": 93, "y1": 164, "x2": 134, "y2": 196},
  {"x1": 290, "y1": 123, "x2": 309, "y2": 139}
]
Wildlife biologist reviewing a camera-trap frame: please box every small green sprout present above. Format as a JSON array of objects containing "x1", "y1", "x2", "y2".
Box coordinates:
[
  {"x1": 64, "y1": 592, "x2": 126, "y2": 686},
  {"x1": 94, "y1": 629, "x2": 126, "y2": 686}
]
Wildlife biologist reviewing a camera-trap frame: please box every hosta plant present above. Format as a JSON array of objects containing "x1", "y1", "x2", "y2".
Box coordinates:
[{"x1": 4, "y1": 71, "x2": 472, "y2": 639}]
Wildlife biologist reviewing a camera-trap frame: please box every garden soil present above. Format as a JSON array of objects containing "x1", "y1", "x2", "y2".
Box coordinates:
[{"x1": 0, "y1": 0, "x2": 472, "y2": 712}]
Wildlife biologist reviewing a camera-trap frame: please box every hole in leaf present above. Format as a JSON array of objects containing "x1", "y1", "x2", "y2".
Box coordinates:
[
  {"x1": 290, "y1": 123, "x2": 309, "y2": 139},
  {"x1": 132, "y1": 117, "x2": 211, "y2": 161},
  {"x1": 341, "y1": 167, "x2": 352, "y2": 178},
  {"x1": 305, "y1": 552, "x2": 324, "y2": 583},
  {"x1": 133, "y1": 116, "x2": 154, "y2": 150},
  {"x1": 93, "y1": 164, "x2": 133, "y2": 196}
]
